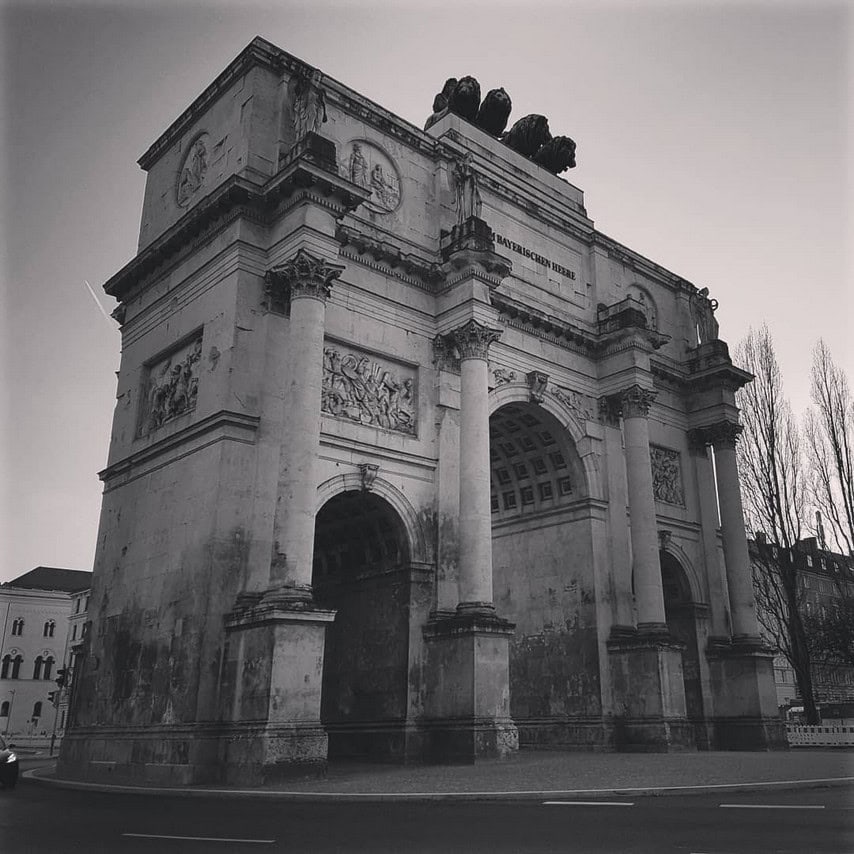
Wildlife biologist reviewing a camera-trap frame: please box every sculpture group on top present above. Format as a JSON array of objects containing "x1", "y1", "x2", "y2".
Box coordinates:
[{"x1": 424, "y1": 76, "x2": 577, "y2": 175}]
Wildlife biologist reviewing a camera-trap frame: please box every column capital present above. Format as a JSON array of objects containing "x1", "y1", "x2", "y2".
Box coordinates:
[
  {"x1": 449, "y1": 319, "x2": 502, "y2": 361},
  {"x1": 690, "y1": 421, "x2": 743, "y2": 450},
  {"x1": 266, "y1": 249, "x2": 345, "y2": 310},
  {"x1": 618, "y1": 384, "x2": 657, "y2": 418}
]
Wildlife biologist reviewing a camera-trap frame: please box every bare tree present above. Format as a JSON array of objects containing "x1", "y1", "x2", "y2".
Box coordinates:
[
  {"x1": 804, "y1": 340, "x2": 854, "y2": 555},
  {"x1": 736, "y1": 326, "x2": 819, "y2": 722}
]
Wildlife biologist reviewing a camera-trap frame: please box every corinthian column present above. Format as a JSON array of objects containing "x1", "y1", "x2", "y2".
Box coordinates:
[
  {"x1": 620, "y1": 385, "x2": 667, "y2": 632},
  {"x1": 451, "y1": 319, "x2": 502, "y2": 613},
  {"x1": 268, "y1": 249, "x2": 344, "y2": 598},
  {"x1": 705, "y1": 422, "x2": 761, "y2": 641}
]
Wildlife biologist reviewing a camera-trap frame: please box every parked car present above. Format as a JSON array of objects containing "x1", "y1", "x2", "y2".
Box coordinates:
[{"x1": 0, "y1": 736, "x2": 18, "y2": 789}]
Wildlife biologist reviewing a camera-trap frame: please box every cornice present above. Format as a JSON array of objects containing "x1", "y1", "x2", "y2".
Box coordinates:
[
  {"x1": 107, "y1": 139, "x2": 369, "y2": 304},
  {"x1": 335, "y1": 223, "x2": 442, "y2": 291},
  {"x1": 491, "y1": 291, "x2": 597, "y2": 356},
  {"x1": 100, "y1": 410, "x2": 260, "y2": 486},
  {"x1": 594, "y1": 230, "x2": 696, "y2": 294},
  {"x1": 139, "y1": 37, "x2": 291, "y2": 171}
]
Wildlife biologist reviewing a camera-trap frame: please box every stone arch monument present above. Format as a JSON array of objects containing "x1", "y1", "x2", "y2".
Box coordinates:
[{"x1": 59, "y1": 38, "x2": 784, "y2": 786}]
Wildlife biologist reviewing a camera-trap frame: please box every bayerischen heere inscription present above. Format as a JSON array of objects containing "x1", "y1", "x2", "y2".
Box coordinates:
[
  {"x1": 493, "y1": 233, "x2": 576, "y2": 280},
  {"x1": 322, "y1": 344, "x2": 416, "y2": 434}
]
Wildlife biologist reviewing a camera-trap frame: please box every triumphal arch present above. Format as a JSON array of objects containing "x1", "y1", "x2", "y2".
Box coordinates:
[{"x1": 60, "y1": 38, "x2": 783, "y2": 785}]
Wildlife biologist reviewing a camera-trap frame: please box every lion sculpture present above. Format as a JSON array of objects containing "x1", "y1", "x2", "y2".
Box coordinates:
[
  {"x1": 532, "y1": 135, "x2": 577, "y2": 174},
  {"x1": 502, "y1": 114, "x2": 551, "y2": 157},
  {"x1": 475, "y1": 87, "x2": 512, "y2": 136},
  {"x1": 424, "y1": 78, "x2": 458, "y2": 130},
  {"x1": 447, "y1": 76, "x2": 481, "y2": 122}
]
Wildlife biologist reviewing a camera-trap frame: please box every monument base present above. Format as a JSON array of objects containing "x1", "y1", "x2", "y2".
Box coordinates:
[
  {"x1": 422, "y1": 609, "x2": 518, "y2": 762},
  {"x1": 607, "y1": 627, "x2": 695, "y2": 751},
  {"x1": 707, "y1": 637, "x2": 788, "y2": 750},
  {"x1": 217, "y1": 593, "x2": 337, "y2": 784}
]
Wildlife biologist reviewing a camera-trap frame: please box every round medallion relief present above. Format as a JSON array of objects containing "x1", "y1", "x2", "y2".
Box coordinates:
[
  {"x1": 341, "y1": 140, "x2": 402, "y2": 213},
  {"x1": 176, "y1": 133, "x2": 210, "y2": 208}
]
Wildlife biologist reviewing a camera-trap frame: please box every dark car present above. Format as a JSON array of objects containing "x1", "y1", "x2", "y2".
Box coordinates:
[{"x1": 0, "y1": 736, "x2": 19, "y2": 789}]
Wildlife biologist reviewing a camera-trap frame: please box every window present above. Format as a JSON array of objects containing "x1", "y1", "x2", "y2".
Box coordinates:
[
  {"x1": 82, "y1": 623, "x2": 89, "y2": 637},
  {"x1": 71, "y1": 625, "x2": 77, "y2": 641},
  {"x1": 33, "y1": 656, "x2": 44, "y2": 680},
  {"x1": 75, "y1": 598, "x2": 81, "y2": 614},
  {"x1": 806, "y1": 556, "x2": 813, "y2": 567},
  {"x1": 1, "y1": 654, "x2": 23, "y2": 679},
  {"x1": 0, "y1": 701, "x2": 8, "y2": 717},
  {"x1": 43, "y1": 620, "x2": 56, "y2": 638},
  {"x1": 11, "y1": 618, "x2": 23, "y2": 636},
  {"x1": 32, "y1": 701, "x2": 42, "y2": 719},
  {"x1": 43, "y1": 656, "x2": 54, "y2": 680}
]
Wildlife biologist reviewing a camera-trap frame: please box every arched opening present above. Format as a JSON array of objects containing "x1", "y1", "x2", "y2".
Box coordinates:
[
  {"x1": 489, "y1": 401, "x2": 600, "y2": 746},
  {"x1": 660, "y1": 550, "x2": 705, "y2": 743},
  {"x1": 313, "y1": 490, "x2": 412, "y2": 760}
]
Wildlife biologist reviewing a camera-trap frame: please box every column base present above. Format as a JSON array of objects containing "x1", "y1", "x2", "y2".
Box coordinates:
[
  {"x1": 422, "y1": 611, "x2": 518, "y2": 762},
  {"x1": 707, "y1": 636, "x2": 787, "y2": 750},
  {"x1": 607, "y1": 627, "x2": 694, "y2": 751}
]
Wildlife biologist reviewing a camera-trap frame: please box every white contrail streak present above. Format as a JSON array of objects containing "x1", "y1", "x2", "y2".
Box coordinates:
[{"x1": 83, "y1": 279, "x2": 114, "y2": 326}]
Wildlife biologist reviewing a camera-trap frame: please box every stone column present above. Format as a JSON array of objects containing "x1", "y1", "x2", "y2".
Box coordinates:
[
  {"x1": 451, "y1": 319, "x2": 502, "y2": 612},
  {"x1": 268, "y1": 248, "x2": 344, "y2": 599},
  {"x1": 620, "y1": 385, "x2": 667, "y2": 633},
  {"x1": 705, "y1": 422, "x2": 761, "y2": 641}
]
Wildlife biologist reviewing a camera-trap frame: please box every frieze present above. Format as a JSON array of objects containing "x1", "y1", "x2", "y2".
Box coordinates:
[
  {"x1": 341, "y1": 140, "x2": 402, "y2": 213},
  {"x1": 137, "y1": 335, "x2": 203, "y2": 437},
  {"x1": 322, "y1": 345, "x2": 416, "y2": 435},
  {"x1": 650, "y1": 445, "x2": 685, "y2": 506},
  {"x1": 550, "y1": 385, "x2": 598, "y2": 421}
]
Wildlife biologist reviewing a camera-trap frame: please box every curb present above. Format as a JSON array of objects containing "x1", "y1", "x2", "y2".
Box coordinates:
[{"x1": 24, "y1": 768, "x2": 854, "y2": 802}]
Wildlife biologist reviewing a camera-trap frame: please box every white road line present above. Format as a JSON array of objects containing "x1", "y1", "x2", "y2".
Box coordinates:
[
  {"x1": 123, "y1": 834, "x2": 275, "y2": 843},
  {"x1": 719, "y1": 804, "x2": 825, "y2": 810},
  {"x1": 543, "y1": 801, "x2": 635, "y2": 806}
]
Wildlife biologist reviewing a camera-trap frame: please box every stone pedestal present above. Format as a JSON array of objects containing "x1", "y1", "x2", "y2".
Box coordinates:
[
  {"x1": 707, "y1": 637, "x2": 788, "y2": 750},
  {"x1": 607, "y1": 628, "x2": 694, "y2": 751},
  {"x1": 219, "y1": 598, "x2": 336, "y2": 784},
  {"x1": 422, "y1": 612, "x2": 518, "y2": 762}
]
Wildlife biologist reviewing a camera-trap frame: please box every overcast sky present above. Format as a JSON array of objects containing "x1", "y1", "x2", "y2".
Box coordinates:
[{"x1": 1, "y1": 0, "x2": 850, "y2": 582}]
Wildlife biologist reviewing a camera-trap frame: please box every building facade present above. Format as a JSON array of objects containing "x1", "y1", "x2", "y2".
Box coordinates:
[
  {"x1": 0, "y1": 568, "x2": 91, "y2": 740},
  {"x1": 60, "y1": 38, "x2": 782, "y2": 786},
  {"x1": 752, "y1": 537, "x2": 854, "y2": 718}
]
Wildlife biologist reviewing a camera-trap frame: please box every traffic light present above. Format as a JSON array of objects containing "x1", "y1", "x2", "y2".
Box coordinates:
[
  {"x1": 55, "y1": 669, "x2": 68, "y2": 688},
  {"x1": 47, "y1": 691, "x2": 58, "y2": 706}
]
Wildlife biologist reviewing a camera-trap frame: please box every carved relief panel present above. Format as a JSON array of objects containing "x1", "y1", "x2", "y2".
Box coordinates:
[
  {"x1": 339, "y1": 140, "x2": 401, "y2": 213},
  {"x1": 137, "y1": 334, "x2": 203, "y2": 437},
  {"x1": 176, "y1": 133, "x2": 210, "y2": 208},
  {"x1": 650, "y1": 445, "x2": 685, "y2": 506},
  {"x1": 322, "y1": 343, "x2": 416, "y2": 435}
]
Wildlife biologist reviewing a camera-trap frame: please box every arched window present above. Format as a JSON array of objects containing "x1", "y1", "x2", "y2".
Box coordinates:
[
  {"x1": 11, "y1": 618, "x2": 24, "y2": 636},
  {"x1": 0, "y1": 656, "x2": 9, "y2": 679},
  {"x1": 43, "y1": 620, "x2": 56, "y2": 638},
  {"x1": 33, "y1": 656, "x2": 44, "y2": 680},
  {"x1": 0, "y1": 701, "x2": 8, "y2": 717},
  {"x1": 10, "y1": 655, "x2": 22, "y2": 679},
  {"x1": 43, "y1": 657, "x2": 54, "y2": 680},
  {"x1": 32, "y1": 701, "x2": 42, "y2": 719}
]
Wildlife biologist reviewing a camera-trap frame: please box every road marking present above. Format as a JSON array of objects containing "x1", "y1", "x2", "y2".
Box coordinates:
[
  {"x1": 123, "y1": 834, "x2": 275, "y2": 843},
  {"x1": 719, "y1": 804, "x2": 825, "y2": 810},
  {"x1": 543, "y1": 800, "x2": 635, "y2": 806}
]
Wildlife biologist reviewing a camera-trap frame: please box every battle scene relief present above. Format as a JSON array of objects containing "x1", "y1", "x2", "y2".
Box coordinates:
[
  {"x1": 137, "y1": 336, "x2": 202, "y2": 437},
  {"x1": 322, "y1": 345, "x2": 416, "y2": 435},
  {"x1": 650, "y1": 445, "x2": 685, "y2": 506}
]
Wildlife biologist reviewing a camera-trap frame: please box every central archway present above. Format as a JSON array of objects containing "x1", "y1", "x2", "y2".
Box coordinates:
[{"x1": 312, "y1": 490, "x2": 411, "y2": 760}]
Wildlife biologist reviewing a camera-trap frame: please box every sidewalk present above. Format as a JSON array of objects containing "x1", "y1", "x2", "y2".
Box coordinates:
[{"x1": 30, "y1": 749, "x2": 854, "y2": 801}]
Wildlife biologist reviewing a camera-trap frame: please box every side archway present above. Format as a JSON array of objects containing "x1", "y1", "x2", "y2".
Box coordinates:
[{"x1": 488, "y1": 383, "x2": 603, "y2": 501}]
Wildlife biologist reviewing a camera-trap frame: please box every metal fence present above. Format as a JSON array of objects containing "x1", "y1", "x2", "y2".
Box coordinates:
[{"x1": 786, "y1": 724, "x2": 854, "y2": 747}]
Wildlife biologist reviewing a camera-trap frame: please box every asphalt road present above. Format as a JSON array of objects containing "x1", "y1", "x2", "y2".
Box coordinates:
[{"x1": 1, "y1": 779, "x2": 852, "y2": 853}]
